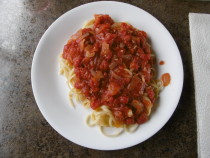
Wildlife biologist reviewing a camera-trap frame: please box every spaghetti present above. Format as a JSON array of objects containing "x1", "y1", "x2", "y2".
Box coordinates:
[{"x1": 59, "y1": 14, "x2": 163, "y2": 136}]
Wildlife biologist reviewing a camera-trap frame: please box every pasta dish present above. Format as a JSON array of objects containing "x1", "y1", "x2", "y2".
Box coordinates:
[{"x1": 59, "y1": 14, "x2": 164, "y2": 136}]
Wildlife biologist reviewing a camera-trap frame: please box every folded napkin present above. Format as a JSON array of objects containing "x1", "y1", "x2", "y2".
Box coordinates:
[{"x1": 189, "y1": 13, "x2": 210, "y2": 158}]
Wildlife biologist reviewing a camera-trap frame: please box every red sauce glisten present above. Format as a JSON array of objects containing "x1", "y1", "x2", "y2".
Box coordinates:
[{"x1": 63, "y1": 14, "x2": 157, "y2": 125}]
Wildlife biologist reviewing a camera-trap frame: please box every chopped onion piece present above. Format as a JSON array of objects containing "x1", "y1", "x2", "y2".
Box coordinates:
[
  {"x1": 120, "y1": 43, "x2": 125, "y2": 48},
  {"x1": 122, "y1": 54, "x2": 132, "y2": 60},
  {"x1": 85, "y1": 51, "x2": 95, "y2": 57},
  {"x1": 109, "y1": 62, "x2": 118, "y2": 69},
  {"x1": 111, "y1": 71, "x2": 123, "y2": 80}
]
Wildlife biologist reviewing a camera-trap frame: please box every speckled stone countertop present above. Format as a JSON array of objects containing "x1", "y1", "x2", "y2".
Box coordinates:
[{"x1": 1, "y1": 0, "x2": 210, "y2": 157}]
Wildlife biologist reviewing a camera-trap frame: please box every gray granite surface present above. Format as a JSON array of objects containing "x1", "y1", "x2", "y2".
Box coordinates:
[{"x1": 1, "y1": 0, "x2": 210, "y2": 157}]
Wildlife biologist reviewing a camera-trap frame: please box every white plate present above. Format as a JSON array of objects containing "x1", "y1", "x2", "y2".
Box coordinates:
[{"x1": 31, "y1": 1, "x2": 183, "y2": 150}]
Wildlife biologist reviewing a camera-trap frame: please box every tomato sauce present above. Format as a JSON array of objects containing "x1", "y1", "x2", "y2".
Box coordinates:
[
  {"x1": 159, "y1": 60, "x2": 165, "y2": 65},
  {"x1": 63, "y1": 14, "x2": 157, "y2": 125},
  {"x1": 161, "y1": 73, "x2": 171, "y2": 87}
]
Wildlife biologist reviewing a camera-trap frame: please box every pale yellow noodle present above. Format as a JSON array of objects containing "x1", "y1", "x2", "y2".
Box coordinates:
[
  {"x1": 100, "y1": 126, "x2": 124, "y2": 137},
  {"x1": 125, "y1": 124, "x2": 139, "y2": 133}
]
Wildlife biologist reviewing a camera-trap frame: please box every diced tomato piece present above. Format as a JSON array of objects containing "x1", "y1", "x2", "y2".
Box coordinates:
[
  {"x1": 146, "y1": 87, "x2": 155, "y2": 101},
  {"x1": 90, "y1": 99, "x2": 101, "y2": 109},
  {"x1": 130, "y1": 56, "x2": 140, "y2": 71},
  {"x1": 107, "y1": 81, "x2": 121, "y2": 96},
  {"x1": 137, "y1": 113, "x2": 148, "y2": 124},
  {"x1": 74, "y1": 82, "x2": 84, "y2": 89},
  {"x1": 73, "y1": 55, "x2": 83, "y2": 67},
  {"x1": 94, "y1": 14, "x2": 114, "y2": 26},
  {"x1": 81, "y1": 86, "x2": 90, "y2": 97},
  {"x1": 99, "y1": 60, "x2": 109, "y2": 70},
  {"x1": 125, "y1": 118, "x2": 135, "y2": 125},
  {"x1": 119, "y1": 96, "x2": 129, "y2": 104},
  {"x1": 161, "y1": 73, "x2": 171, "y2": 87},
  {"x1": 113, "y1": 111, "x2": 124, "y2": 122}
]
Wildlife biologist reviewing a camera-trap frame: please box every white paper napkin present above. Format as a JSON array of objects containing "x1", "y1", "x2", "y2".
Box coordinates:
[{"x1": 189, "y1": 13, "x2": 210, "y2": 158}]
